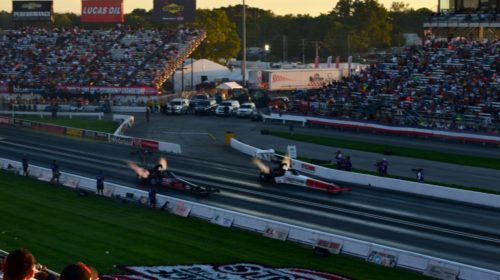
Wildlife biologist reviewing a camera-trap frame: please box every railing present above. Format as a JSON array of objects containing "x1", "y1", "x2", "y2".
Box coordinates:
[{"x1": 0, "y1": 111, "x2": 104, "y2": 120}]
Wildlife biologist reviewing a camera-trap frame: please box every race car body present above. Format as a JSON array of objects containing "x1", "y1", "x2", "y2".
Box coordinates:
[
  {"x1": 158, "y1": 170, "x2": 219, "y2": 197},
  {"x1": 133, "y1": 163, "x2": 219, "y2": 197},
  {"x1": 260, "y1": 168, "x2": 351, "y2": 194}
]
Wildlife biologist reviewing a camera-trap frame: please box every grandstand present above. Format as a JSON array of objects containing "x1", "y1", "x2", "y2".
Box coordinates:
[
  {"x1": 0, "y1": 27, "x2": 206, "y2": 95},
  {"x1": 424, "y1": 0, "x2": 500, "y2": 39},
  {"x1": 284, "y1": 39, "x2": 499, "y2": 133}
]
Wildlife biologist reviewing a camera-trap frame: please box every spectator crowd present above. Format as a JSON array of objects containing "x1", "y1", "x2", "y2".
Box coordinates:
[
  {"x1": 281, "y1": 38, "x2": 500, "y2": 133},
  {"x1": 0, "y1": 26, "x2": 204, "y2": 93}
]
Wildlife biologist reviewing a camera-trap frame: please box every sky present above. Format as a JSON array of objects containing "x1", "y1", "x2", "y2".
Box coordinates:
[{"x1": 0, "y1": 0, "x2": 438, "y2": 15}]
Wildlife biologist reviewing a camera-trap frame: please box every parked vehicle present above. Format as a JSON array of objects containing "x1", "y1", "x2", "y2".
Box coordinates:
[
  {"x1": 236, "y1": 102, "x2": 256, "y2": 117},
  {"x1": 189, "y1": 94, "x2": 210, "y2": 110},
  {"x1": 166, "y1": 98, "x2": 189, "y2": 114},
  {"x1": 194, "y1": 100, "x2": 217, "y2": 115},
  {"x1": 215, "y1": 100, "x2": 240, "y2": 116}
]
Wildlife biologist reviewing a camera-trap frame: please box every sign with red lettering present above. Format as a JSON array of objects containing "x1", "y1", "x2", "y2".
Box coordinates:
[{"x1": 81, "y1": 0, "x2": 124, "y2": 23}]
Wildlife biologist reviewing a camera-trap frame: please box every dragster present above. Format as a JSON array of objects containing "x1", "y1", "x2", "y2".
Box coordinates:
[
  {"x1": 254, "y1": 157, "x2": 352, "y2": 194},
  {"x1": 127, "y1": 150, "x2": 220, "y2": 197}
]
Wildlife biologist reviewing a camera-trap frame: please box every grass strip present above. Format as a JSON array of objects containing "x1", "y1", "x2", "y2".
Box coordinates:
[
  {"x1": 0, "y1": 171, "x2": 431, "y2": 280},
  {"x1": 13, "y1": 116, "x2": 118, "y2": 133},
  {"x1": 271, "y1": 131, "x2": 500, "y2": 170}
]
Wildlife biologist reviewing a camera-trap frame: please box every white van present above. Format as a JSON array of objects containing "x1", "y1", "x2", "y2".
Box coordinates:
[
  {"x1": 215, "y1": 100, "x2": 240, "y2": 116},
  {"x1": 167, "y1": 98, "x2": 189, "y2": 114}
]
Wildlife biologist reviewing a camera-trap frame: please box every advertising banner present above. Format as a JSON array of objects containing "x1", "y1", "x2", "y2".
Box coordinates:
[
  {"x1": 66, "y1": 127, "x2": 83, "y2": 137},
  {"x1": 32, "y1": 123, "x2": 65, "y2": 134},
  {"x1": 366, "y1": 250, "x2": 397, "y2": 267},
  {"x1": 262, "y1": 225, "x2": 289, "y2": 241},
  {"x1": 153, "y1": 0, "x2": 196, "y2": 22},
  {"x1": 81, "y1": 0, "x2": 124, "y2": 23},
  {"x1": 0, "y1": 83, "x2": 9, "y2": 94},
  {"x1": 110, "y1": 135, "x2": 133, "y2": 146},
  {"x1": 56, "y1": 85, "x2": 157, "y2": 95},
  {"x1": 314, "y1": 239, "x2": 342, "y2": 254},
  {"x1": 12, "y1": 86, "x2": 47, "y2": 94},
  {"x1": 172, "y1": 201, "x2": 191, "y2": 217},
  {"x1": 423, "y1": 264, "x2": 459, "y2": 280},
  {"x1": 12, "y1": 0, "x2": 53, "y2": 22},
  {"x1": 210, "y1": 212, "x2": 234, "y2": 228},
  {"x1": 83, "y1": 130, "x2": 109, "y2": 141},
  {"x1": 108, "y1": 264, "x2": 351, "y2": 280},
  {"x1": 133, "y1": 138, "x2": 159, "y2": 151}
]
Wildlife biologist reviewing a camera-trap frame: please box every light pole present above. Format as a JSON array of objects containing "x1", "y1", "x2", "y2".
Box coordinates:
[{"x1": 242, "y1": 0, "x2": 246, "y2": 87}]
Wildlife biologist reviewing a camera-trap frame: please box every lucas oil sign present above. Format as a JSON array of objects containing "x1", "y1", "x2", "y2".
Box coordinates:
[{"x1": 103, "y1": 263, "x2": 350, "y2": 280}]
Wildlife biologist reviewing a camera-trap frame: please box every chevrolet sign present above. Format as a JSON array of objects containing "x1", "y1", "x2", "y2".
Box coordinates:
[
  {"x1": 163, "y1": 3, "x2": 184, "y2": 13},
  {"x1": 21, "y1": 2, "x2": 42, "y2": 9}
]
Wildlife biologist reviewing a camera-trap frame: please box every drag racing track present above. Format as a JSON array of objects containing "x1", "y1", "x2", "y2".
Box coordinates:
[{"x1": 1, "y1": 126, "x2": 500, "y2": 271}]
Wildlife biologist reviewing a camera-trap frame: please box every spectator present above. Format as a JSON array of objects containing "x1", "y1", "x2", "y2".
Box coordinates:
[
  {"x1": 376, "y1": 158, "x2": 388, "y2": 176},
  {"x1": 149, "y1": 188, "x2": 157, "y2": 208},
  {"x1": 50, "y1": 160, "x2": 60, "y2": 185},
  {"x1": 343, "y1": 156, "x2": 352, "y2": 171},
  {"x1": 21, "y1": 155, "x2": 29, "y2": 176},
  {"x1": 413, "y1": 168, "x2": 424, "y2": 182},
  {"x1": 335, "y1": 150, "x2": 343, "y2": 168},
  {"x1": 96, "y1": 170, "x2": 104, "y2": 196},
  {"x1": 2, "y1": 248, "x2": 36, "y2": 280},
  {"x1": 59, "y1": 262, "x2": 92, "y2": 280},
  {"x1": 146, "y1": 107, "x2": 150, "y2": 122}
]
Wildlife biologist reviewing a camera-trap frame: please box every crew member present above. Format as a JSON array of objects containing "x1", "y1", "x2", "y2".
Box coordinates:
[
  {"x1": 22, "y1": 155, "x2": 29, "y2": 176},
  {"x1": 96, "y1": 170, "x2": 104, "y2": 196},
  {"x1": 50, "y1": 160, "x2": 60, "y2": 185},
  {"x1": 149, "y1": 188, "x2": 157, "y2": 208}
]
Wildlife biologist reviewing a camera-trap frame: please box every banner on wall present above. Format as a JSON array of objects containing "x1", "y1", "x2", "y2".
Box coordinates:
[
  {"x1": 81, "y1": 0, "x2": 124, "y2": 23},
  {"x1": 12, "y1": 0, "x2": 53, "y2": 21}
]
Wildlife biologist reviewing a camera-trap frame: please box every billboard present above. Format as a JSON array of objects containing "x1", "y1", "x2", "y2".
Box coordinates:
[
  {"x1": 12, "y1": 0, "x2": 53, "y2": 22},
  {"x1": 153, "y1": 0, "x2": 196, "y2": 22},
  {"x1": 81, "y1": 0, "x2": 124, "y2": 23}
]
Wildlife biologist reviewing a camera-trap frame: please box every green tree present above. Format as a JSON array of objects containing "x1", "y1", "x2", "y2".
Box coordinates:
[
  {"x1": 350, "y1": 0, "x2": 392, "y2": 51},
  {"x1": 53, "y1": 13, "x2": 73, "y2": 28},
  {"x1": 189, "y1": 9, "x2": 240, "y2": 62}
]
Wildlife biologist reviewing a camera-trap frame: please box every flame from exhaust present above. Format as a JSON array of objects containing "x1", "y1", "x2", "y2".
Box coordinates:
[
  {"x1": 158, "y1": 157, "x2": 168, "y2": 171},
  {"x1": 252, "y1": 157, "x2": 270, "y2": 174},
  {"x1": 281, "y1": 155, "x2": 291, "y2": 170},
  {"x1": 126, "y1": 161, "x2": 150, "y2": 178}
]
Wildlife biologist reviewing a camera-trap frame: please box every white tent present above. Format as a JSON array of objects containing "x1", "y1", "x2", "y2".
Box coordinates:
[
  {"x1": 172, "y1": 59, "x2": 238, "y2": 92},
  {"x1": 216, "y1": 81, "x2": 243, "y2": 90}
]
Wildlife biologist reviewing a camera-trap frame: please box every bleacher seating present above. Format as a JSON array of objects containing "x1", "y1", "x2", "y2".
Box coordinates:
[
  {"x1": 0, "y1": 27, "x2": 205, "y2": 92},
  {"x1": 284, "y1": 38, "x2": 500, "y2": 133}
]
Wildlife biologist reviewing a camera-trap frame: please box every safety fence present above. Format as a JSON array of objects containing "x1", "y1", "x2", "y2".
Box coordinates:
[
  {"x1": 0, "y1": 116, "x2": 182, "y2": 154},
  {"x1": 1, "y1": 157, "x2": 498, "y2": 280},
  {"x1": 262, "y1": 113, "x2": 500, "y2": 145}
]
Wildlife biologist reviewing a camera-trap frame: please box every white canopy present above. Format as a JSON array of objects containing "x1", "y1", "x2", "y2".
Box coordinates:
[{"x1": 216, "y1": 81, "x2": 243, "y2": 90}]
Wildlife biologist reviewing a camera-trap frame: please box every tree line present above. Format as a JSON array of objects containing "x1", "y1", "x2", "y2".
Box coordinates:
[{"x1": 0, "y1": 0, "x2": 432, "y2": 64}]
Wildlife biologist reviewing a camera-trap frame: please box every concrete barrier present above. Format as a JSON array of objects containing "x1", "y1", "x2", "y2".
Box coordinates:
[{"x1": 1, "y1": 157, "x2": 499, "y2": 280}]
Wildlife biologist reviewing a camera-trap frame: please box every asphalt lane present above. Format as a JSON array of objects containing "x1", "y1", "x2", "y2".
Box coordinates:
[{"x1": 125, "y1": 112, "x2": 500, "y2": 190}]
